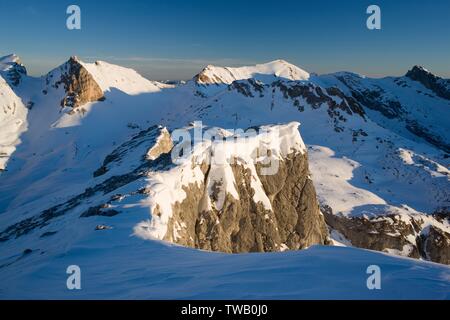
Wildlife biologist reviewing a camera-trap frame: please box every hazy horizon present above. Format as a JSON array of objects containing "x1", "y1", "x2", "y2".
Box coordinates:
[
  {"x1": 3, "y1": 54, "x2": 449, "y2": 82},
  {"x1": 2, "y1": 0, "x2": 449, "y2": 80}
]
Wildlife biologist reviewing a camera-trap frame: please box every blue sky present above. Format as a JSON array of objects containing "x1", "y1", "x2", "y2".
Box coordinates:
[{"x1": 2, "y1": 0, "x2": 449, "y2": 80}]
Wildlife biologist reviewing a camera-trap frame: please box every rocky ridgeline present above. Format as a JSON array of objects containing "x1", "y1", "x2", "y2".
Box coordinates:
[
  {"x1": 405, "y1": 65, "x2": 450, "y2": 100},
  {"x1": 323, "y1": 205, "x2": 450, "y2": 265},
  {"x1": 335, "y1": 70, "x2": 450, "y2": 153}
]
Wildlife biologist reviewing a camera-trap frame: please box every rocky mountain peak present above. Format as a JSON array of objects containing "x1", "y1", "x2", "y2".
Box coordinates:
[
  {"x1": 405, "y1": 65, "x2": 450, "y2": 100},
  {"x1": 406, "y1": 65, "x2": 433, "y2": 80},
  {"x1": 45, "y1": 56, "x2": 105, "y2": 109},
  {"x1": 69, "y1": 55, "x2": 80, "y2": 63},
  {"x1": 0, "y1": 54, "x2": 27, "y2": 86}
]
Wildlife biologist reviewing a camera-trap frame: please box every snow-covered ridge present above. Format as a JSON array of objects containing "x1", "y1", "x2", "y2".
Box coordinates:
[
  {"x1": 0, "y1": 75, "x2": 28, "y2": 170},
  {"x1": 135, "y1": 121, "x2": 307, "y2": 241},
  {"x1": 195, "y1": 59, "x2": 310, "y2": 85},
  {"x1": 45, "y1": 56, "x2": 167, "y2": 97},
  {"x1": 79, "y1": 59, "x2": 168, "y2": 95},
  {"x1": 0, "y1": 54, "x2": 21, "y2": 71}
]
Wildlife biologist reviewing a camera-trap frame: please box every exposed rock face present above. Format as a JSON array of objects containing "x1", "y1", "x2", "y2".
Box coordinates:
[
  {"x1": 0, "y1": 54, "x2": 27, "y2": 86},
  {"x1": 228, "y1": 79, "x2": 265, "y2": 98},
  {"x1": 335, "y1": 74, "x2": 403, "y2": 119},
  {"x1": 93, "y1": 126, "x2": 173, "y2": 177},
  {"x1": 47, "y1": 56, "x2": 105, "y2": 109},
  {"x1": 405, "y1": 120, "x2": 450, "y2": 153},
  {"x1": 195, "y1": 69, "x2": 223, "y2": 86},
  {"x1": 323, "y1": 205, "x2": 450, "y2": 264},
  {"x1": 163, "y1": 153, "x2": 329, "y2": 253},
  {"x1": 418, "y1": 226, "x2": 450, "y2": 265},
  {"x1": 406, "y1": 65, "x2": 450, "y2": 100},
  {"x1": 138, "y1": 122, "x2": 330, "y2": 253},
  {"x1": 212, "y1": 77, "x2": 367, "y2": 134},
  {"x1": 146, "y1": 128, "x2": 173, "y2": 160},
  {"x1": 333, "y1": 71, "x2": 450, "y2": 153}
]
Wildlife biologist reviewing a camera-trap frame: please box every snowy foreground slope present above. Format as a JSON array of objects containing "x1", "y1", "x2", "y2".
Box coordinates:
[
  {"x1": 2, "y1": 240, "x2": 449, "y2": 299},
  {"x1": 0, "y1": 55, "x2": 449, "y2": 299}
]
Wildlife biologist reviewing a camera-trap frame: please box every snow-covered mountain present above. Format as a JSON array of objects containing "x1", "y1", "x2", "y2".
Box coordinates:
[
  {"x1": 0, "y1": 74, "x2": 28, "y2": 171},
  {"x1": 195, "y1": 59, "x2": 310, "y2": 85},
  {"x1": 0, "y1": 54, "x2": 27, "y2": 87},
  {"x1": 0, "y1": 55, "x2": 449, "y2": 299}
]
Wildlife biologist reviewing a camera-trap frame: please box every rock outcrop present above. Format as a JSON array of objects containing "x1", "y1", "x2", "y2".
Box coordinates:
[
  {"x1": 332, "y1": 70, "x2": 450, "y2": 153},
  {"x1": 323, "y1": 205, "x2": 450, "y2": 264},
  {"x1": 406, "y1": 65, "x2": 450, "y2": 100},
  {"x1": 418, "y1": 225, "x2": 450, "y2": 265},
  {"x1": 136, "y1": 122, "x2": 330, "y2": 253},
  {"x1": 0, "y1": 54, "x2": 27, "y2": 86},
  {"x1": 46, "y1": 56, "x2": 105, "y2": 109}
]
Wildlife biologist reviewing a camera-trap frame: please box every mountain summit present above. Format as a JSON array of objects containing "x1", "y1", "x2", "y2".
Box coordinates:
[
  {"x1": 194, "y1": 59, "x2": 310, "y2": 85},
  {"x1": 405, "y1": 65, "x2": 450, "y2": 100},
  {"x1": 0, "y1": 54, "x2": 27, "y2": 86}
]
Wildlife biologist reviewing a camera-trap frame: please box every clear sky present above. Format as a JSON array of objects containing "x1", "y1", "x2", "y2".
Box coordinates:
[{"x1": 2, "y1": 0, "x2": 449, "y2": 80}]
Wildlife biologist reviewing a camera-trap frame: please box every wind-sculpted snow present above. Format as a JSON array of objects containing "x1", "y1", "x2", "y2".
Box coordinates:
[{"x1": 1, "y1": 243, "x2": 449, "y2": 299}]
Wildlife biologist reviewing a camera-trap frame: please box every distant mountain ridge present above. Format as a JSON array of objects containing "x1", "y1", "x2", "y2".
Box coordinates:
[
  {"x1": 194, "y1": 59, "x2": 310, "y2": 85},
  {"x1": 0, "y1": 53, "x2": 449, "y2": 299}
]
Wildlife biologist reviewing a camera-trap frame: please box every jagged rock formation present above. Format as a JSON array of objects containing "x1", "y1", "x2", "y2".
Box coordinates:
[
  {"x1": 335, "y1": 74, "x2": 403, "y2": 119},
  {"x1": 418, "y1": 225, "x2": 450, "y2": 265},
  {"x1": 136, "y1": 122, "x2": 330, "y2": 253},
  {"x1": 323, "y1": 205, "x2": 450, "y2": 264},
  {"x1": 406, "y1": 65, "x2": 450, "y2": 100},
  {"x1": 46, "y1": 56, "x2": 105, "y2": 109},
  {"x1": 93, "y1": 126, "x2": 173, "y2": 177},
  {"x1": 0, "y1": 54, "x2": 27, "y2": 86}
]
